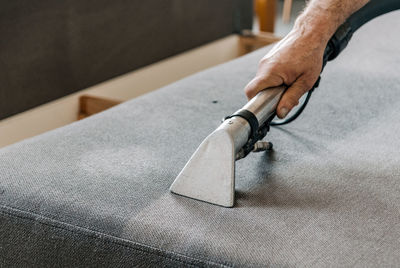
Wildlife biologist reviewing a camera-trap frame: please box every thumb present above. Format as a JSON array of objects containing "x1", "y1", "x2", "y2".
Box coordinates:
[
  {"x1": 276, "y1": 78, "x2": 311, "y2": 119},
  {"x1": 244, "y1": 74, "x2": 283, "y2": 100}
]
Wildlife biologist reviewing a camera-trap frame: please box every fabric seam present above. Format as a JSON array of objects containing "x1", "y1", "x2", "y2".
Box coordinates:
[{"x1": 0, "y1": 204, "x2": 231, "y2": 268}]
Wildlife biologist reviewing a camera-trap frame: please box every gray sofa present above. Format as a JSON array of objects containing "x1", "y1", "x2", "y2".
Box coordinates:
[
  {"x1": 1, "y1": 10, "x2": 400, "y2": 267},
  {"x1": 0, "y1": 0, "x2": 252, "y2": 120}
]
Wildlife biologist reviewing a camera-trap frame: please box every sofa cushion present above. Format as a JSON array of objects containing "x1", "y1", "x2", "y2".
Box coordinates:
[{"x1": 1, "y1": 11, "x2": 400, "y2": 267}]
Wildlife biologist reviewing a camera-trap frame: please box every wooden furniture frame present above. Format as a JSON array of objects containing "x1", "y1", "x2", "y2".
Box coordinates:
[
  {"x1": 0, "y1": 32, "x2": 281, "y2": 148},
  {"x1": 76, "y1": 32, "x2": 281, "y2": 121},
  {"x1": 255, "y1": 0, "x2": 295, "y2": 31}
]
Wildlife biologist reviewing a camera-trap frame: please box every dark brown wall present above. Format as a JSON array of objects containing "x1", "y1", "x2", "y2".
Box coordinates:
[{"x1": 0, "y1": 0, "x2": 252, "y2": 119}]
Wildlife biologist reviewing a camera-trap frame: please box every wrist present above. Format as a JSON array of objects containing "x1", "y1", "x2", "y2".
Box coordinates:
[
  {"x1": 288, "y1": 22, "x2": 330, "y2": 53},
  {"x1": 293, "y1": 10, "x2": 340, "y2": 46}
]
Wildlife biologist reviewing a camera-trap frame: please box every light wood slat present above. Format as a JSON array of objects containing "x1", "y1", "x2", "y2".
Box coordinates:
[{"x1": 79, "y1": 95, "x2": 122, "y2": 120}]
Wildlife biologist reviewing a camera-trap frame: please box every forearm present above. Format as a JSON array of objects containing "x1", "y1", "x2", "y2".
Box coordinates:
[{"x1": 294, "y1": 0, "x2": 370, "y2": 45}]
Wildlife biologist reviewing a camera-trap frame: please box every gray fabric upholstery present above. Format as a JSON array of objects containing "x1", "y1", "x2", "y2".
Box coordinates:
[
  {"x1": 0, "y1": 0, "x2": 252, "y2": 120},
  {"x1": 1, "y1": 11, "x2": 400, "y2": 267}
]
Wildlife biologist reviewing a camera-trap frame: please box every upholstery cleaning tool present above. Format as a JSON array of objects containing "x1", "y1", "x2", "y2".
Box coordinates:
[{"x1": 170, "y1": 0, "x2": 400, "y2": 207}]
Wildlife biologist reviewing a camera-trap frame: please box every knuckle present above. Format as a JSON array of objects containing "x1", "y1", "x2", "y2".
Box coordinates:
[
  {"x1": 281, "y1": 71, "x2": 294, "y2": 85},
  {"x1": 258, "y1": 57, "x2": 271, "y2": 66},
  {"x1": 264, "y1": 64, "x2": 293, "y2": 85},
  {"x1": 244, "y1": 85, "x2": 252, "y2": 95},
  {"x1": 247, "y1": 76, "x2": 268, "y2": 90},
  {"x1": 258, "y1": 59, "x2": 280, "y2": 73},
  {"x1": 244, "y1": 79, "x2": 259, "y2": 97},
  {"x1": 255, "y1": 76, "x2": 269, "y2": 86},
  {"x1": 266, "y1": 64, "x2": 281, "y2": 75}
]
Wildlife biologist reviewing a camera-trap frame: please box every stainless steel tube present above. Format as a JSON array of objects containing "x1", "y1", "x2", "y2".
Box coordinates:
[{"x1": 217, "y1": 86, "x2": 286, "y2": 154}]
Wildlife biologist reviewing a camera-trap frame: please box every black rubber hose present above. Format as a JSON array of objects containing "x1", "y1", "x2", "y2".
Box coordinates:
[
  {"x1": 348, "y1": 0, "x2": 400, "y2": 33},
  {"x1": 271, "y1": 0, "x2": 400, "y2": 126},
  {"x1": 327, "y1": 0, "x2": 400, "y2": 61}
]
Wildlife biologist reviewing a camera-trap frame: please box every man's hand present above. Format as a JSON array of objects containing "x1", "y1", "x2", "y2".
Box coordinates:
[
  {"x1": 244, "y1": 0, "x2": 369, "y2": 119},
  {"x1": 244, "y1": 29, "x2": 325, "y2": 119}
]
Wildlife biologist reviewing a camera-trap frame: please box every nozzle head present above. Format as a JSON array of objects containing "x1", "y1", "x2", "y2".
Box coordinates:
[{"x1": 170, "y1": 129, "x2": 235, "y2": 207}]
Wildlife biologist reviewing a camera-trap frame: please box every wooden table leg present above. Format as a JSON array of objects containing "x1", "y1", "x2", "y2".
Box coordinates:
[
  {"x1": 255, "y1": 0, "x2": 276, "y2": 33},
  {"x1": 282, "y1": 0, "x2": 293, "y2": 23}
]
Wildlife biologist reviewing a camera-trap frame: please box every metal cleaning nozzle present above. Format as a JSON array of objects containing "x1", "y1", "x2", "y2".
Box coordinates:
[{"x1": 170, "y1": 86, "x2": 285, "y2": 207}]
